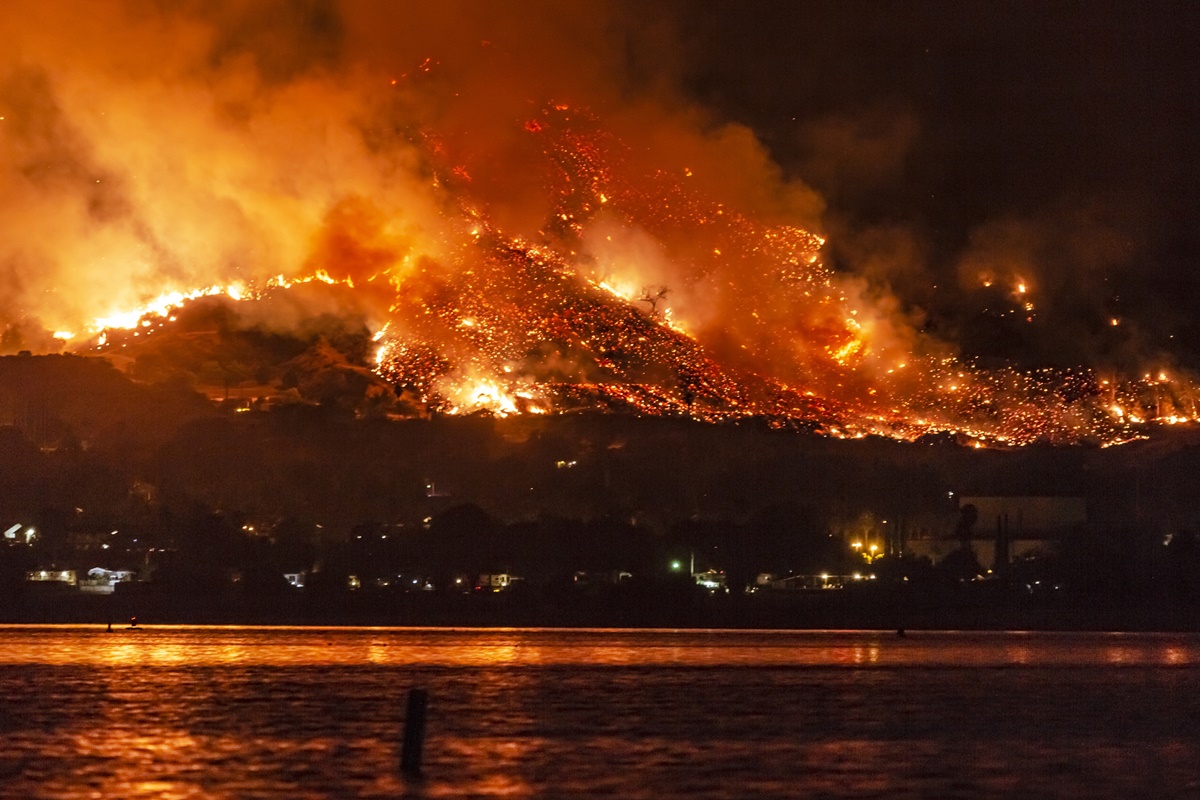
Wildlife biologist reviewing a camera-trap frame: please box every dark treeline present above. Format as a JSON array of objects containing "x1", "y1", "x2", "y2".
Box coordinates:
[{"x1": 3, "y1": 354, "x2": 1200, "y2": 626}]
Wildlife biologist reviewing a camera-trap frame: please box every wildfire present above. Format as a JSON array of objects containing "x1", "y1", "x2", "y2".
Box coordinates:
[
  {"x1": 455, "y1": 379, "x2": 520, "y2": 416},
  {"x1": 53, "y1": 267, "x2": 376, "y2": 347},
  {"x1": 52, "y1": 103, "x2": 1200, "y2": 447},
  {"x1": 87, "y1": 285, "x2": 242, "y2": 334}
]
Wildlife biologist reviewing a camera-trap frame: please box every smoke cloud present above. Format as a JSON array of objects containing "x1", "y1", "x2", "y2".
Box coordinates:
[
  {"x1": 0, "y1": 0, "x2": 1191, "y2": 445},
  {"x1": 0, "y1": 1, "x2": 830, "y2": 348}
]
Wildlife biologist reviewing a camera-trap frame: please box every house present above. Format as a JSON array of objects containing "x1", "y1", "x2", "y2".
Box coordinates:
[
  {"x1": 78, "y1": 567, "x2": 136, "y2": 594},
  {"x1": 27, "y1": 569, "x2": 77, "y2": 586},
  {"x1": 765, "y1": 573, "x2": 876, "y2": 590},
  {"x1": 692, "y1": 569, "x2": 726, "y2": 591},
  {"x1": 573, "y1": 570, "x2": 632, "y2": 586},
  {"x1": 476, "y1": 573, "x2": 522, "y2": 592}
]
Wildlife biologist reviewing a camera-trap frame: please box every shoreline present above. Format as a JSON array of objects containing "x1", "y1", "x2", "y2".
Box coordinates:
[{"x1": 4, "y1": 588, "x2": 1199, "y2": 633}]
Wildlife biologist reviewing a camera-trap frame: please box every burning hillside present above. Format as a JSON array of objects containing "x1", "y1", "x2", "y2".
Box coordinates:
[
  {"x1": 68, "y1": 105, "x2": 1199, "y2": 447},
  {"x1": 2, "y1": 3, "x2": 1196, "y2": 448}
]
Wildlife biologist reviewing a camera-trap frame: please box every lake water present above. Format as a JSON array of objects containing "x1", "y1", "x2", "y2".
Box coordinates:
[{"x1": 1, "y1": 626, "x2": 1198, "y2": 799}]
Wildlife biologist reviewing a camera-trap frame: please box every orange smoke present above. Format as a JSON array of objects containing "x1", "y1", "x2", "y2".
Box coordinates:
[{"x1": 0, "y1": 1, "x2": 1194, "y2": 445}]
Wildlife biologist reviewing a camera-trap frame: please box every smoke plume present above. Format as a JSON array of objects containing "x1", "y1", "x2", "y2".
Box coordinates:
[{"x1": 1, "y1": 1, "x2": 1193, "y2": 445}]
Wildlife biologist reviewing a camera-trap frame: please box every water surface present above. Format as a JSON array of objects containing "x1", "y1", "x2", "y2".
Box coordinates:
[{"x1": 1, "y1": 626, "x2": 1198, "y2": 798}]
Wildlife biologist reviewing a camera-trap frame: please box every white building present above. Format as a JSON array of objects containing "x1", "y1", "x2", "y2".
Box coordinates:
[
  {"x1": 27, "y1": 569, "x2": 77, "y2": 586},
  {"x1": 79, "y1": 568, "x2": 136, "y2": 594}
]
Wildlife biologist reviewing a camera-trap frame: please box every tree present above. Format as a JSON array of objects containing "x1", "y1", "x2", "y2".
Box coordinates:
[{"x1": 638, "y1": 285, "x2": 670, "y2": 318}]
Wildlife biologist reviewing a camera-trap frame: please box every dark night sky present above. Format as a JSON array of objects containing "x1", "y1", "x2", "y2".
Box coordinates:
[{"x1": 674, "y1": 1, "x2": 1200, "y2": 367}]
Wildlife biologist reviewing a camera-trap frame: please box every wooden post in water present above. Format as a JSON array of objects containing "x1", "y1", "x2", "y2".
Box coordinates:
[{"x1": 401, "y1": 688, "x2": 429, "y2": 777}]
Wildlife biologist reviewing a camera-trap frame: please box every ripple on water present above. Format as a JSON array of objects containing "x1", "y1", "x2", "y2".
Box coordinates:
[{"x1": 0, "y1": 627, "x2": 1198, "y2": 799}]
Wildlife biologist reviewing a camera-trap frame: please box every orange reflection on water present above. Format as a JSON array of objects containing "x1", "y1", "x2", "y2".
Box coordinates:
[
  {"x1": 1006, "y1": 644, "x2": 1033, "y2": 665},
  {"x1": 1104, "y1": 646, "x2": 1135, "y2": 665},
  {"x1": 470, "y1": 641, "x2": 525, "y2": 665},
  {"x1": 66, "y1": 728, "x2": 207, "y2": 800},
  {"x1": 3, "y1": 626, "x2": 1200, "y2": 670},
  {"x1": 796, "y1": 642, "x2": 884, "y2": 666},
  {"x1": 1163, "y1": 646, "x2": 1189, "y2": 665},
  {"x1": 420, "y1": 738, "x2": 539, "y2": 799}
]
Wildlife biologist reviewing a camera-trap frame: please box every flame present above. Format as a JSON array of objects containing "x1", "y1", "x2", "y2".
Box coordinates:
[
  {"x1": 440, "y1": 377, "x2": 529, "y2": 417},
  {"x1": 41, "y1": 102, "x2": 1200, "y2": 449},
  {"x1": 62, "y1": 270, "x2": 366, "y2": 345},
  {"x1": 597, "y1": 281, "x2": 635, "y2": 301},
  {"x1": 88, "y1": 285, "x2": 235, "y2": 333}
]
